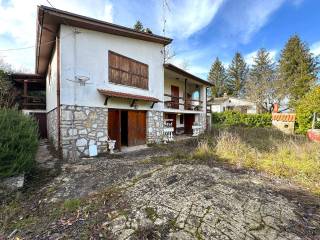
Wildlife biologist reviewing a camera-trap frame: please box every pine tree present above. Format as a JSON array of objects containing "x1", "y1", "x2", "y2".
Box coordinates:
[
  {"x1": 208, "y1": 58, "x2": 227, "y2": 97},
  {"x1": 226, "y1": 52, "x2": 248, "y2": 97},
  {"x1": 245, "y1": 49, "x2": 276, "y2": 112},
  {"x1": 133, "y1": 20, "x2": 144, "y2": 31},
  {"x1": 278, "y1": 35, "x2": 318, "y2": 107}
]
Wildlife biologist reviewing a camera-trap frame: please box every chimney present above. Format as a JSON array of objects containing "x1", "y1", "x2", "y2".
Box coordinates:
[{"x1": 273, "y1": 103, "x2": 279, "y2": 113}]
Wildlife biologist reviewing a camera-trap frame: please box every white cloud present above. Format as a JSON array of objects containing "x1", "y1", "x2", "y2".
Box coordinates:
[
  {"x1": 223, "y1": 0, "x2": 286, "y2": 44},
  {"x1": 244, "y1": 49, "x2": 277, "y2": 66},
  {"x1": 166, "y1": 0, "x2": 225, "y2": 38},
  {"x1": 311, "y1": 41, "x2": 320, "y2": 56},
  {"x1": 0, "y1": 0, "x2": 113, "y2": 71}
]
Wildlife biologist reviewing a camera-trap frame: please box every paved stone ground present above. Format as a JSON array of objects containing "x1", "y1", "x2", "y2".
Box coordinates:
[{"x1": 1, "y1": 139, "x2": 319, "y2": 239}]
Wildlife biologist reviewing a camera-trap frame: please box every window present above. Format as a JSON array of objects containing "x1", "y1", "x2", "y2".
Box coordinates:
[{"x1": 108, "y1": 51, "x2": 148, "y2": 89}]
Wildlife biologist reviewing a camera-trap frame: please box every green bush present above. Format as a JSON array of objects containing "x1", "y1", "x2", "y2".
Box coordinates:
[
  {"x1": 212, "y1": 111, "x2": 272, "y2": 128},
  {"x1": 0, "y1": 108, "x2": 39, "y2": 178},
  {"x1": 296, "y1": 86, "x2": 320, "y2": 134}
]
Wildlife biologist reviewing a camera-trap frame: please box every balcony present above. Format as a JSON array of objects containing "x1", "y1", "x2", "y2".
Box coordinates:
[
  {"x1": 21, "y1": 94, "x2": 46, "y2": 110},
  {"x1": 164, "y1": 93, "x2": 203, "y2": 111}
]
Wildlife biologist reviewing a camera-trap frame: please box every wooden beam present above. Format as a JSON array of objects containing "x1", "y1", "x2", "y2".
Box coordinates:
[
  {"x1": 150, "y1": 102, "x2": 156, "y2": 109},
  {"x1": 23, "y1": 80, "x2": 28, "y2": 105},
  {"x1": 104, "y1": 97, "x2": 109, "y2": 106},
  {"x1": 130, "y1": 99, "x2": 136, "y2": 107}
]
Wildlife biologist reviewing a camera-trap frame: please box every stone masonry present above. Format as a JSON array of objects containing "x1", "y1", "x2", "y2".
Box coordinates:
[
  {"x1": 47, "y1": 108, "x2": 59, "y2": 150},
  {"x1": 146, "y1": 110, "x2": 164, "y2": 143},
  {"x1": 60, "y1": 105, "x2": 108, "y2": 160},
  {"x1": 199, "y1": 112, "x2": 207, "y2": 133}
]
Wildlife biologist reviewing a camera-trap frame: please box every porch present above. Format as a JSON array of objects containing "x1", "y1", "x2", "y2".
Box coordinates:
[{"x1": 163, "y1": 64, "x2": 210, "y2": 113}]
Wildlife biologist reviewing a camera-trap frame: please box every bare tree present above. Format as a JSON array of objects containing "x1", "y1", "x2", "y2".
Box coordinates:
[{"x1": 0, "y1": 58, "x2": 17, "y2": 108}]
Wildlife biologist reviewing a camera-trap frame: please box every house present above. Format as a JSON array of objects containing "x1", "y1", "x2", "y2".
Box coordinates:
[
  {"x1": 11, "y1": 6, "x2": 212, "y2": 159},
  {"x1": 208, "y1": 94, "x2": 257, "y2": 114}
]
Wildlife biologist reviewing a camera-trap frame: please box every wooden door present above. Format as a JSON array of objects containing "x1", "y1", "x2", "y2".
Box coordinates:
[
  {"x1": 108, "y1": 109, "x2": 121, "y2": 150},
  {"x1": 128, "y1": 111, "x2": 146, "y2": 146},
  {"x1": 184, "y1": 114, "x2": 195, "y2": 134},
  {"x1": 31, "y1": 112, "x2": 47, "y2": 138},
  {"x1": 171, "y1": 86, "x2": 179, "y2": 109}
]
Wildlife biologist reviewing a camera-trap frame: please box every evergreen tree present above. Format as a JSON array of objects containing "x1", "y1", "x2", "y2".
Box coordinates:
[
  {"x1": 208, "y1": 58, "x2": 227, "y2": 97},
  {"x1": 278, "y1": 35, "x2": 318, "y2": 107},
  {"x1": 245, "y1": 49, "x2": 276, "y2": 113},
  {"x1": 133, "y1": 20, "x2": 144, "y2": 31},
  {"x1": 226, "y1": 52, "x2": 248, "y2": 97}
]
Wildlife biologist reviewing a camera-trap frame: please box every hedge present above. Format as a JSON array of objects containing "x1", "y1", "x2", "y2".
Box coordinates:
[
  {"x1": 0, "y1": 108, "x2": 39, "y2": 178},
  {"x1": 296, "y1": 86, "x2": 320, "y2": 134},
  {"x1": 212, "y1": 111, "x2": 272, "y2": 128}
]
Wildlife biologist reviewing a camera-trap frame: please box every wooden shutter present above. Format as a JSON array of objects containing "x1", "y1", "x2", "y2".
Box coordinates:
[{"x1": 108, "y1": 51, "x2": 149, "y2": 89}]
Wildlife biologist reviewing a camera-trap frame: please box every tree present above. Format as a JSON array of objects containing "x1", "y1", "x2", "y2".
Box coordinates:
[
  {"x1": 226, "y1": 52, "x2": 248, "y2": 97},
  {"x1": 133, "y1": 20, "x2": 144, "y2": 31},
  {"x1": 180, "y1": 59, "x2": 190, "y2": 71},
  {"x1": 208, "y1": 58, "x2": 227, "y2": 97},
  {"x1": 278, "y1": 35, "x2": 319, "y2": 107},
  {"x1": 296, "y1": 86, "x2": 320, "y2": 133},
  {"x1": 0, "y1": 59, "x2": 17, "y2": 108},
  {"x1": 245, "y1": 49, "x2": 276, "y2": 113}
]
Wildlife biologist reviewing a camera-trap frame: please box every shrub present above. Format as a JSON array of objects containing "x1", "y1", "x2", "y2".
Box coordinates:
[
  {"x1": 296, "y1": 86, "x2": 320, "y2": 134},
  {"x1": 210, "y1": 128, "x2": 320, "y2": 195},
  {"x1": 212, "y1": 111, "x2": 271, "y2": 128},
  {"x1": 0, "y1": 108, "x2": 39, "y2": 178}
]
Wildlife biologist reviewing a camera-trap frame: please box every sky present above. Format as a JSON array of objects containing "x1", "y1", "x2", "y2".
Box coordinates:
[{"x1": 0, "y1": 0, "x2": 320, "y2": 79}]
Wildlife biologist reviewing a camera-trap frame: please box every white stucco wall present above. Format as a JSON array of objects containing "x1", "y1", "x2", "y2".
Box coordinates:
[
  {"x1": 59, "y1": 25, "x2": 165, "y2": 111},
  {"x1": 46, "y1": 45, "x2": 58, "y2": 112}
]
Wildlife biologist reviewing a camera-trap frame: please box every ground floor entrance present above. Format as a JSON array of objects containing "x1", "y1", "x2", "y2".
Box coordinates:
[
  {"x1": 164, "y1": 113, "x2": 196, "y2": 135},
  {"x1": 108, "y1": 109, "x2": 146, "y2": 150}
]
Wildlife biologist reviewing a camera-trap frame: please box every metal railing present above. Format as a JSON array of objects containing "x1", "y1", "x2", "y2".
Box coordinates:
[{"x1": 164, "y1": 93, "x2": 203, "y2": 111}]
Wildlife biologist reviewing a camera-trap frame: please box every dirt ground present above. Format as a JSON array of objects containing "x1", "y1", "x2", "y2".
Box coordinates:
[{"x1": 0, "y1": 139, "x2": 319, "y2": 240}]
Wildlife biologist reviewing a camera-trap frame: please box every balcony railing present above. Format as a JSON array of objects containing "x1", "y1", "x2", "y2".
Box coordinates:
[
  {"x1": 21, "y1": 95, "x2": 46, "y2": 110},
  {"x1": 164, "y1": 93, "x2": 203, "y2": 111}
]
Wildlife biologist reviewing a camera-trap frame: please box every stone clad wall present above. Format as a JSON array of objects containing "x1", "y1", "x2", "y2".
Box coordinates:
[
  {"x1": 146, "y1": 110, "x2": 164, "y2": 143},
  {"x1": 60, "y1": 105, "x2": 108, "y2": 160},
  {"x1": 199, "y1": 113, "x2": 207, "y2": 133},
  {"x1": 47, "y1": 108, "x2": 59, "y2": 150}
]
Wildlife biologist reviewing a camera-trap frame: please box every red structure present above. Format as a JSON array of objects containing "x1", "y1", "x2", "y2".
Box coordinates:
[{"x1": 307, "y1": 129, "x2": 320, "y2": 143}]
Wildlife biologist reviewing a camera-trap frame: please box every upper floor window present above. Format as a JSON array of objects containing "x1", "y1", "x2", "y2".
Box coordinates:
[{"x1": 108, "y1": 51, "x2": 148, "y2": 90}]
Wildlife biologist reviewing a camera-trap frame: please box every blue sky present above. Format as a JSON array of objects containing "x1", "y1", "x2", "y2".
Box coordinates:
[{"x1": 0, "y1": 0, "x2": 320, "y2": 79}]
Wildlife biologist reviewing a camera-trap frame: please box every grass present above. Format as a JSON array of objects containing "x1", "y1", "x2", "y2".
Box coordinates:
[
  {"x1": 193, "y1": 127, "x2": 320, "y2": 195},
  {"x1": 62, "y1": 198, "x2": 81, "y2": 212}
]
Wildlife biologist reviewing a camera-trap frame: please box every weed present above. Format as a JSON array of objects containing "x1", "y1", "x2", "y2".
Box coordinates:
[
  {"x1": 145, "y1": 207, "x2": 158, "y2": 222},
  {"x1": 62, "y1": 199, "x2": 81, "y2": 212}
]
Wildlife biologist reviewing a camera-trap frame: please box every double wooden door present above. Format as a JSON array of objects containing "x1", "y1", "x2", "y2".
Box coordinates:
[{"x1": 108, "y1": 109, "x2": 146, "y2": 150}]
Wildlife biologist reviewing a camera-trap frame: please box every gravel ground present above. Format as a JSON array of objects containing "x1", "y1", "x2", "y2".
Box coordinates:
[{"x1": 0, "y1": 139, "x2": 319, "y2": 239}]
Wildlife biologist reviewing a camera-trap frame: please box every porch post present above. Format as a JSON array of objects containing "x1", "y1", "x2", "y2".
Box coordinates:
[
  {"x1": 23, "y1": 80, "x2": 28, "y2": 106},
  {"x1": 184, "y1": 78, "x2": 187, "y2": 110}
]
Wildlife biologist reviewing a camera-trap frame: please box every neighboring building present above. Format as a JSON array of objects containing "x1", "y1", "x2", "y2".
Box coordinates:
[
  {"x1": 208, "y1": 95, "x2": 257, "y2": 114},
  {"x1": 12, "y1": 6, "x2": 212, "y2": 159},
  {"x1": 272, "y1": 113, "x2": 296, "y2": 134}
]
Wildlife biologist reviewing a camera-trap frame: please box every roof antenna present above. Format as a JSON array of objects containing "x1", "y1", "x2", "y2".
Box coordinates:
[{"x1": 162, "y1": 0, "x2": 171, "y2": 63}]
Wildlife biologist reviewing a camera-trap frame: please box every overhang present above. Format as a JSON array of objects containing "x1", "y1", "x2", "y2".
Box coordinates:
[
  {"x1": 98, "y1": 89, "x2": 160, "y2": 102},
  {"x1": 36, "y1": 5, "x2": 173, "y2": 75},
  {"x1": 164, "y1": 63, "x2": 213, "y2": 87},
  {"x1": 272, "y1": 113, "x2": 296, "y2": 122}
]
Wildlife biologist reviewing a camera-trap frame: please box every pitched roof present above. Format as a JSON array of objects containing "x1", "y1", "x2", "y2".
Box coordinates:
[
  {"x1": 164, "y1": 63, "x2": 213, "y2": 86},
  {"x1": 272, "y1": 113, "x2": 296, "y2": 122},
  {"x1": 36, "y1": 5, "x2": 172, "y2": 75},
  {"x1": 97, "y1": 89, "x2": 160, "y2": 102}
]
